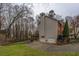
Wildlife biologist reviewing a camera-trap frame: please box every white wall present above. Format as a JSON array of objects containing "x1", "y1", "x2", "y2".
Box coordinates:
[
  {"x1": 39, "y1": 16, "x2": 58, "y2": 43},
  {"x1": 45, "y1": 17, "x2": 58, "y2": 43}
]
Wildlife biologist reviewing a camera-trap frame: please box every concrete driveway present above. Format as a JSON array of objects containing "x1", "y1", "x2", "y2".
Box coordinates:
[{"x1": 27, "y1": 41, "x2": 79, "y2": 52}]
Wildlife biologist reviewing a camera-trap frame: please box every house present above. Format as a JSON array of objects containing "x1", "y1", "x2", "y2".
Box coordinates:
[
  {"x1": 38, "y1": 15, "x2": 64, "y2": 44},
  {"x1": 67, "y1": 16, "x2": 79, "y2": 39}
]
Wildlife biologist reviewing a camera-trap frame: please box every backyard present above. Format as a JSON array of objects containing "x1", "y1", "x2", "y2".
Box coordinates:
[
  {"x1": 0, "y1": 3, "x2": 79, "y2": 56},
  {"x1": 0, "y1": 41, "x2": 79, "y2": 56}
]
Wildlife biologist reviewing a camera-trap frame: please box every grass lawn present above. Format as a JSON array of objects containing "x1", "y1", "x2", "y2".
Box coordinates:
[{"x1": 0, "y1": 42, "x2": 79, "y2": 56}]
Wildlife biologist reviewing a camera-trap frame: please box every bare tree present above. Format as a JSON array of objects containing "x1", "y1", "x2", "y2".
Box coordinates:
[
  {"x1": 68, "y1": 15, "x2": 79, "y2": 39},
  {"x1": 0, "y1": 3, "x2": 33, "y2": 42}
]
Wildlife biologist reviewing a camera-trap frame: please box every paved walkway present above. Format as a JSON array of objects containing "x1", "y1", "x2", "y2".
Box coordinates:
[{"x1": 27, "y1": 41, "x2": 79, "y2": 52}]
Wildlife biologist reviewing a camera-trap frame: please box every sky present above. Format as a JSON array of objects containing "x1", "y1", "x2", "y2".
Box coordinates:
[{"x1": 33, "y1": 3, "x2": 79, "y2": 18}]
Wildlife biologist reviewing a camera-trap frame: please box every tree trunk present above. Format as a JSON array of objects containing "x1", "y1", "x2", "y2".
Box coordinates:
[{"x1": 64, "y1": 37, "x2": 70, "y2": 44}]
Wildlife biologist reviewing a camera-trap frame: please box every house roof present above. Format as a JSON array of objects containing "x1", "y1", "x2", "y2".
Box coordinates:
[
  {"x1": 44, "y1": 16, "x2": 64, "y2": 25},
  {"x1": 44, "y1": 16, "x2": 58, "y2": 22}
]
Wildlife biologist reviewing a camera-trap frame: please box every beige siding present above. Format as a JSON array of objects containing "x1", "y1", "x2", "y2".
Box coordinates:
[
  {"x1": 38, "y1": 16, "x2": 45, "y2": 39},
  {"x1": 39, "y1": 16, "x2": 58, "y2": 43},
  {"x1": 45, "y1": 17, "x2": 58, "y2": 43}
]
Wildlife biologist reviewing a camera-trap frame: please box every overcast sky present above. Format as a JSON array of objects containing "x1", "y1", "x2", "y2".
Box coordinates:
[{"x1": 33, "y1": 3, "x2": 79, "y2": 18}]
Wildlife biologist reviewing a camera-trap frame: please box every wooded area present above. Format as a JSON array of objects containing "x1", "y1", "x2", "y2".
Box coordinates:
[{"x1": 0, "y1": 3, "x2": 39, "y2": 44}]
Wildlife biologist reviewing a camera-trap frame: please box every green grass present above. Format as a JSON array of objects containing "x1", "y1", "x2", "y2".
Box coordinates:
[{"x1": 0, "y1": 42, "x2": 79, "y2": 56}]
